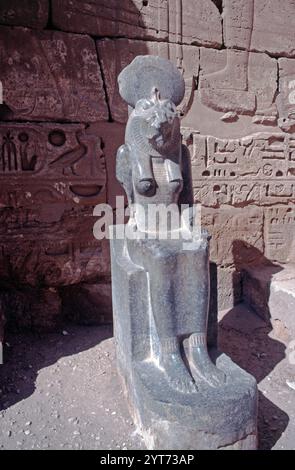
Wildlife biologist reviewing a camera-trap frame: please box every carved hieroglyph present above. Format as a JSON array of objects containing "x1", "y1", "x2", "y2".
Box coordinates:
[
  {"x1": 187, "y1": 131, "x2": 295, "y2": 265},
  {"x1": 190, "y1": 133, "x2": 295, "y2": 207},
  {"x1": 0, "y1": 123, "x2": 106, "y2": 206},
  {"x1": 265, "y1": 206, "x2": 295, "y2": 263},
  {"x1": 0, "y1": 123, "x2": 108, "y2": 287}
]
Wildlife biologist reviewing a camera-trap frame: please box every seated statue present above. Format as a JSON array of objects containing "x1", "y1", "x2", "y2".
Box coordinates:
[
  {"x1": 110, "y1": 55, "x2": 257, "y2": 450},
  {"x1": 116, "y1": 56, "x2": 225, "y2": 393}
]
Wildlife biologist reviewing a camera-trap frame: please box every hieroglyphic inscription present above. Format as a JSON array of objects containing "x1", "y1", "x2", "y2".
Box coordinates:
[
  {"x1": 0, "y1": 123, "x2": 106, "y2": 207},
  {"x1": 265, "y1": 205, "x2": 295, "y2": 262},
  {"x1": 189, "y1": 132, "x2": 295, "y2": 208}
]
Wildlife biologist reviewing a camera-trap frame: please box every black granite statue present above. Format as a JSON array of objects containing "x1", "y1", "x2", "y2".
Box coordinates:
[
  {"x1": 110, "y1": 55, "x2": 258, "y2": 449},
  {"x1": 116, "y1": 56, "x2": 226, "y2": 393}
]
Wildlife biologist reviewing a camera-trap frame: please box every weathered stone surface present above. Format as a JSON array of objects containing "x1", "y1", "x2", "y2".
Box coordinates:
[
  {"x1": 200, "y1": 206, "x2": 264, "y2": 266},
  {"x1": 5, "y1": 287, "x2": 62, "y2": 332},
  {"x1": 0, "y1": 121, "x2": 111, "y2": 289},
  {"x1": 52, "y1": 0, "x2": 222, "y2": 47},
  {"x1": 0, "y1": 292, "x2": 6, "y2": 361},
  {"x1": 96, "y1": 122, "x2": 125, "y2": 208},
  {"x1": 0, "y1": 26, "x2": 108, "y2": 122},
  {"x1": 0, "y1": 122, "x2": 107, "y2": 207},
  {"x1": 208, "y1": 263, "x2": 242, "y2": 340},
  {"x1": 278, "y1": 58, "x2": 295, "y2": 132},
  {"x1": 264, "y1": 205, "x2": 295, "y2": 264},
  {"x1": 0, "y1": 0, "x2": 48, "y2": 29},
  {"x1": 97, "y1": 38, "x2": 199, "y2": 123},
  {"x1": 61, "y1": 282, "x2": 112, "y2": 325},
  {"x1": 217, "y1": 266, "x2": 242, "y2": 311},
  {"x1": 243, "y1": 263, "x2": 295, "y2": 344},
  {"x1": 199, "y1": 48, "x2": 277, "y2": 117},
  {"x1": 223, "y1": 0, "x2": 254, "y2": 50},
  {"x1": 0, "y1": 206, "x2": 110, "y2": 287},
  {"x1": 221, "y1": 0, "x2": 295, "y2": 58},
  {"x1": 251, "y1": 0, "x2": 295, "y2": 58},
  {"x1": 188, "y1": 131, "x2": 295, "y2": 207}
]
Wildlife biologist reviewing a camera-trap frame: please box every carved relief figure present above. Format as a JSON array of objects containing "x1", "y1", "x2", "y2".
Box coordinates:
[{"x1": 200, "y1": 0, "x2": 278, "y2": 123}]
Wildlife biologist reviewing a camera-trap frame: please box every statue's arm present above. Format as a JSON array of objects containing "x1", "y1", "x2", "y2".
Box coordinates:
[
  {"x1": 136, "y1": 151, "x2": 153, "y2": 182},
  {"x1": 132, "y1": 150, "x2": 156, "y2": 196},
  {"x1": 179, "y1": 144, "x2": 194, "y2": 206},
  {"x1": 116, "y1": 144, "x2": 133, "y2": 205}
]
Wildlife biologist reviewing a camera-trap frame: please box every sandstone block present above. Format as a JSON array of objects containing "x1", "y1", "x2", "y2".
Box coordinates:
[
  {"x1": 243, "y1": 263, "x2": 295, "y2": 344},
  {"x1": 97, "y1": 38, "x2": 199, "y2": 122},
  {"x1": 277, "y1": 58, "x2": 295, "y2": 132},
  {"x1": 7, "y1": 287, "x2": 62, "y2": 332},
  {"x1": 221, "y1": 0, "x2": 295, "y2": 58},
  {"x1": 190, "y1": 132, "x2": 295, "y2": 210},
  {"x1": 0, "y1": 122, "x2": 107, "y2": 208},
  {"x1": 0, "y1": 122, "x2": 111, "y2": 287},
  {"x1": 200, "y1": 206, "x2": 264, "y2": 267},
  {"x1": 0, "y1": 0, "x2": 48, "y2": 29},
  {"x1": 90, "y1": 122, "x2": 125, "y2": 208},
  {"x1": 199, "y1": 48, "x2": 277, "y2": 116},
  {"x1": 264, "y1": 205, "x2": 295, "y2": 264},
  {"x1": 52, "y1": 0, "x2": 222, "y2": 47},
  {"x1": 0, "y1": 26, "x2": 108, "y2": 122},
  {"x1": 251, "y1": 0, "x2": 295, "y2": 58},
  {"x1": 61, "y1": 282, "x2": 112, "y2": 325}
]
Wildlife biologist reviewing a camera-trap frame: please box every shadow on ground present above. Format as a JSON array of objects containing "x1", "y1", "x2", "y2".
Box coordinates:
[
  {"x1": 0, "y1": 324, "x2": 113, "y2": 412},
  {"x1": 218, "y1": 241, "x2": 290, "y2": 450}
]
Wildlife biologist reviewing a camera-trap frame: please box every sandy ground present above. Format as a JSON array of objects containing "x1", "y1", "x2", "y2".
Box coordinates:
[{"x1": 0, "y1": 303, "x2": 294, "y2": 450}]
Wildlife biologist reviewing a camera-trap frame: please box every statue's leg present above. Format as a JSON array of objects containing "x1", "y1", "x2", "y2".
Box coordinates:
[
  {"x1": 149, "y1": 259, "x2": 197, "y2": 394},
  {"x1": 165, "y1": 158, "x2": 183, "y2": 183},
  {"x1": 201, "y1": 0, "x2": 254, "y2": 91},
  {"x1": 132, "y1": 241, "x2": 197, "y2": 394},
  {"x1": 176, "y1": 247, "x2": 226, "y2": 387}
]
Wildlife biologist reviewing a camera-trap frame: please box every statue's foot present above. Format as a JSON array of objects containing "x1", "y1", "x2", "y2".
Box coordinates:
[
  {"x1": 160, "y1": 339, "x2": 197, "y2": 394},
  {"x1": 252, "y1": 105, "x2": 278, "y2": 125},
  {"x1": 188, "y1": 334, "x2": 226, "y2": 388}
]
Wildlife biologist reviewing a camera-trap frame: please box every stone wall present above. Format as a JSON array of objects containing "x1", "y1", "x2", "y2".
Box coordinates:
[{"x1": 0, "y1": 0, "x2": 294, "y2": 334}]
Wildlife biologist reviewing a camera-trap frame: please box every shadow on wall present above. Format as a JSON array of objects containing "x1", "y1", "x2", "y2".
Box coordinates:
[
  {"x1": 218, "y1": 241, "x2": 288, "y2": 449},
  {"x1": 232, "y1": 240, "x2": 283, "y2": 326}
]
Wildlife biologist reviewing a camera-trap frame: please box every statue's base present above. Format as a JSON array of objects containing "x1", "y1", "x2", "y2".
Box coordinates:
[
  {"x1": 119, "y1": 353, "x2": 257, "y2": 450},
  {"x1": 110, "y1": 234, "x2": 258, "y2": 450}
]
